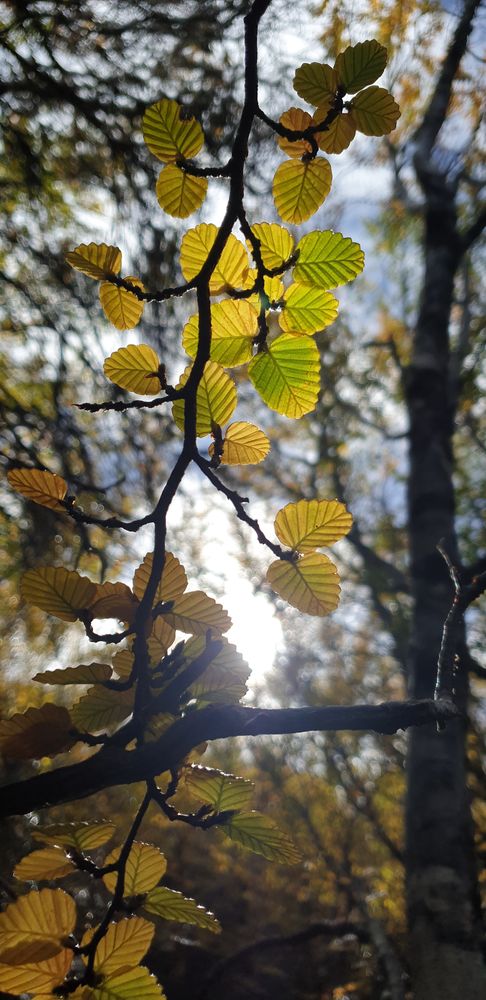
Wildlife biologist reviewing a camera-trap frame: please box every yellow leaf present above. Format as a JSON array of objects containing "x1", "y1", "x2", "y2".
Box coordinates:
[
  {"x1": 266, "y1": 552, "x2": 340, "y2": 615},
  {"x1": 279, "y1": 283, "x2": 339, "y2": 334},
  {"x1": 274, "y1": 498, "x2": 353, "y2": 551},
  {"x1": 92, "y1": 964, "x2": 166, "y2": 999},
  {"x1": 182, "y1": 299, "x2": 258, "y2": 367},
  {"x1": 349, "y1": 86, "x2": 400, "y2": 136},
  {"x1": 172, "y1": 361, "x2": 237, "y2": 437},
  {"x1": 88, "y1": 582, "x2": 139, "y2": 622},
  {"x1": 155, "y1": 164, "x2": 207, "y2": 218},
  {"x1": 71, "y1": 687, "x2": 134, "y2": 734},
  {"x1": 99, "y1": 276, "x2": 145, "y2": 330},
  {"x1": 183, "y1": 636, "x2": 250, "y2": 703},
  {"x1": 248, "y1": 332, "x2": 320, "y2": 418},
  {"x1": 147, "y1": 617, "x2": 176, "y2": 664},
  {"x1": 209, "y1": 421, "x2": 270, "y2": 465},
  {"x1": 144, "y1": 886, "x2": 220, "y2": 934},
  {"x1": 273, "y1": 157, "x2": 332, "y2": 224},
  {"x1": 179, "y1": 223, "x2": 249, "y2": 293},
  {"x1": 293, "y1": 230, "x2": 364, "y2": 289},
  {"x1": 66, "y1": 242, "x2": 122, "y2": 280},
  {"x1": 33, "y1": 662, "x2": 113, "y2": 685},
  {"x1": 0, "y1": 704, "x2": 75, "y2": 759},
  {"x1": 249, "y1": 222, "x2": 294, "y2": 270},
  {"x1": 103, "y1": 344, "x2": 161, "y2": 395},
  {"x1": 164, "y1": 591, "x2": 232, "y2": 635},
  {"x1": 314, "y1": 111, "x2": 356, "y2": 154},
  {"x1": 0, "y1": 888, "x2": 76, "y2": 964},
  {"x1": 220, "y1": 811, "x2": 302, "y2": 864},
  {"x1": 277, "y1": 107, "x2": 314, "y2": 158},
  {"x1": 31, "y1": 822, "x2": 116, "y2": 852},
  {"x1": 7, "y1": 468, "x2": 68, "y2": 511},
  {"x1": 103, "y1": 842, "x2": 167, "y2": 896},
  {"x1": 20, "y1": 566, "x2": 97, "y2": 622},
  {"x1": 0, "y1": 948, "x2": 72, "y2": 994},
  {"x1": 261, "y1": 274, "x2": 285, "y2": 302},
  {"x1": 334, "y1": 39, "x2": 387, "y2": 94},
  {"x1": 133, "y1": 551, "x2": 187, "y2": 605},
  {"x1": 143, "y1": 98, "x2": 204, "y2": 163},
  {"x1": 14, "y1": 847, "x2": 75, "y2": 881},
  {"x1": 87, "y1": 917, "x2": 155, "y2": 976},
  {"x1": 293, "y1": 62, "x2": 338, "y2": 108}
]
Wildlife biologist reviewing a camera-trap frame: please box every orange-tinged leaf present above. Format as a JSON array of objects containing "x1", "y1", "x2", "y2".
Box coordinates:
[
  {"x1": 266, "y1": 552, "x2": 340, "y2": 615},
  {"x1": 209, "y1": 421, "x2": 270, "y2": 466},
  {"x1": 92, "y1": 964, "x2": 166, "y2": 999},
  {"x1": 31, "y1": 822, "x2": 116, "y2": 852},
  {"x1": 279, "y1": 283, "x2": 338, "y2": 334},
  {"x1": 0, "y1": 704, "x2": 75, "y2": 759},
  {"x1": 133, "y1": 551, "x2": 187, "y2": 605},
  {"x1": 89, "y1": 582, "x2": 139, "y2": 622},
  {"x1": 103, "y1": 345, "x2": 161, "y2": 395},
  {"x1": 99, "y1": 277, "x2": 145, "y2": 330},
  {"x1": 103, "y1": 843, "x2": 166, "y2": 896},
  {"x1": 20, "y1": 567, "x2": 97, "y2": 621},
  {"x1": 179, "y1": 223, "x2": 249, "y2": 293},
  {"x1": 248, "y1": 332, "x2": 320, "y2": 419},
  {"x1": 334, "y1": 39, "x2": 387, "y2": 94},
  {"x1": 349, "y1": 86, "x2": 400, "y2": 136},
  {"x1": 34, "y1": 662, "x2": 113, "y2": 685},
  {"x1": 143, "y1": 98, "x2": 204, "y2": 163},
  {"x1": 0, "y1": 888, "x2": 76, "y2": 964},
  {"x1": 164, "y1": 591, "x2": 232, "y2": 635},
  {"x1": 87, "y1": 917, "x2": 155, "y2": 976},
  {"x1": 0, "y1": 947, "x2": 72, "y2": 993},
  {"x1": 277, "y1": 107, "x2": 313, "y2": 158},
  {"x1": 172, "y1": 361, "x2": 237, "y2": 437},
  {"x1": 14, "y1": 847, "x2": 75, "y2": 881},
  {"x1": 156, "y1": 164, "x2": 207, "y2": 218},
  {"x1": 314, "y1": 111, "x2": 356, "y2": 154},
  {"x1": 293, "y1": 61, "x2": 338, "y2": 108},
  {"x1": 7, "y1": 468, "x2": 68, "y2": 511},
  {"x1": 71, "y1": 687, "x2": 134, "y2": 734},
  {"x1": 249, "y1": 222, "x2": 294, "y2": 270},
  {"x1": 294, "y1": 230, "x2": 364, "y2": 289},
  {"x1": 182, "y1": 299, "x2": 258, "y2": 367},
  {"x1": 66, "y1": 242, "x2": 122, "y2": 280},
  {"x1": 274, "y1": 498, "x2": 353, "y2": 551},
  {"x1": 147, "y1": 617, "x2": 176, "y2": 664},
  {"x1": 144, "y1": 887, "x2": 220, "y2": 933},
  {"x1": 220, "y1": 811, "x2": 302, "y2": 864},
  {"x1": 273, "y1": 157, "x2": 332, "y2": 224}
]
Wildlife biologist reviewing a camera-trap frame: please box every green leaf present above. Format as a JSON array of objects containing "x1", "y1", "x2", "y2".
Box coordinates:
[
  {"x1": 273, "y1": 157, "x2": 332, "y2": 224},
  {"x1": 279, "y1": 283, "x2": 339, "y2": 334},
  {"x1": 293, "y1": 230, "x2": 364, "y2": 289},
  {"x1": 185, "y1": 764, "x2": 254, "y2": 812},
  {"x1": 172, "y1": 361, "x2": 237, "y2": 436},
  {"x1": 248, "y1": 333, "x2": 320, "y2": 418},
  {"x1": 334, "y1": 39, "x2": 387, "y2": 94},
  {"x1": 92, "y1": 965, "x2": 166, "y2": 999},
  {"x1": 220, "y1": 812, "x2": 302, "y2": 865},
  {"x1": 143, "y1": 98, "x2": 204, "y2": 163},
  {"x1": 293, "y1": 62, "x2": 338, "y2": 108},
  {"x1": 266, "y1": 553, "x2": 341, "y2": 616},
  {"x1": 349, "y1": 86, "x2": 401, "y2": 136},
  {"x1": 144, "y1": 887, "x2": 220, "y2": 934},
  {"x1": 70, "y1": 687, "x2": 134, "y2": 734},
  {"x1": 31, "y1": 822, "x2": 116, "y2": 852},
  {"x1": 155, "y1": 164, "x2": 207, "y2": 218},
  {"x1": 182, "y1": 299, "x2": 258, "y2": 367}
]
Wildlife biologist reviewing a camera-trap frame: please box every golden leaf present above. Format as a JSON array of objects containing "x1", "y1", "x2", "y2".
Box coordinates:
[
  {"x1": 20, "y1": 566, "x2": 97, "y2": 621},
  {"x1": 156, "y1": 164, "x2": 207, "y2": 218},
  {"x1": 103, "y1": 344, "x2": 161, "y2": 395},
  {"x1": 266, "y1": 553, "x2": 340, "y2": 616},
  {"x1": 273, "y1": 157, "x2": 332, "y2": 224},
  {"x1": 103, "y1": 842, "x2": 167, "y2": 896},
  {"x1": 99, "y1": 276, "x2": 145, "y2": 330},
  {"x1": 66, "y1": 242, "x2": 121, "y2": 280},
  {"x1": 7, "y1": 468, "x2": 68, "y2": 511}
]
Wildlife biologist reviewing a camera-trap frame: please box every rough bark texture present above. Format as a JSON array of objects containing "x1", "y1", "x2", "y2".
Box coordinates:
[{"x1": 405, "y1": 1, "x2": 486, "y2": 994}]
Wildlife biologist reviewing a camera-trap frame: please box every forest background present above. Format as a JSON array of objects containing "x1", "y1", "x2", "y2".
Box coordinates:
[{"x1": 0, "y1": 1, "x2": 485, "y2": 999}]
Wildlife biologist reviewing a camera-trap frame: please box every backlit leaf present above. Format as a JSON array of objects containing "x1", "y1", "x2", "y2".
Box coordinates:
[
  {"x1": 293, "y1": 62, "x2": 338, "y2": 108},
  {"x1": 273, "y1": 157, "x2": 332, "y2": 224},
  {"x1": 156, "y1": 164, "x2": 207, "y2": 218},
  {"x1": 180, "y1": 223, "x2": 249, "y2": 293},
  {"x1": 164, "y1": 591, "x2": 232, "y2": 635},
  {"x1": 103, "y1": 345, "x2": 161, "y2": 395},
  {"x1": 7, "y1": 468, "x2": 68, "y2": 511},
  {"x1": 184, "y1": 636, "x2": 250, "y2": 704},
  {"x1": 182, "y1": 298, "x2": 258, "y2": 368},
  {"x1": 314, "y1": 111, "x2": 356, "y2": 154},
  {"x1": 249, "y1": 223, "x2": 294, "y2": 271},
  {"x1": 349, "y1": 86, "x2": 400, "y2": 136},
  {"x1": 133, "y1": 551, "x2": 187, "y2": 605},
  {"x1": 277, "y1": 107, "x2": 313, "y2": 158},
  {"x1": 14, "y1": 847, "x2": 75, "y2": 881},
  {"x1": 99, "y1": 277, "x2": 145, "y2": 331},
  {"x1": 111, "y1": 650, "x2": 134, "y2": 680},
  {"x1": 185, "y1": 764, "x2": 254, "y2": 812},
  {"x1": 20, "y1": 567, "x2": 97, "y2": 621},
  {"x1": 89, "y1": 582, "x2": 139, "y2": 622},
  {"x1": 172, "y1": 361, "x2": 237, "y2": 437},
  {"x1": 92, "y1": 965, "x2": 165, "y2": 1000},
  {"x1": 294, "y1": 230, "x2": 364, "y2": 289},
  {"x1": 148, "y1": 617, "x2": 176, "y2": 664},
  {"x1": 66, "y1": 242, "x2": 122, "y2": 280},
  {"x1": 143, "y1": 98, "x2": 204, "y2": 163},
  {"x1": 279, "y1": 283, "x2": 338, "y2": 334},
  {"x1": 334, "y1": 40, "x2": 387, "y2": 94},
  {"x1": 274, "y1": 499, "x2": 353, "y2": 551},
  {"x1": 71, "y1": 687, "x2": 134, "y2": 734},
  {"x1": 103, "y1": 843, "x2": 166, "y2": 896},
  {"x1": 88, "y1": 917, "x2": 155, "y2": 976},
  {"x1": 0, "y1": 704, "x2": 75, "y2": 759},
  {"x1": 220, "y1": 812, "x2": 302, "y2": 864},
  {"x1": 266, "y1": 552, "x2": 340, "y2": 615},
  {"x1": 248, "y1": 332, "x2": 320, "y2": 418},
  {"x1": 209, "y1": 421, "x2": 270, "y2": 465},
  {"x1": 32, "y1": 822, "x2": 116, "y2": 852},
  {"x1": 0, "y1": 888, "x2": 76, "y2": 964},
  {"x1": 144, "y1": 887, "x2": 220, "y2": 933},
  {"x1": 0, "y1": 948, "x2": 72, "y2": 993},
  {"x1": 33, "y1": 662, "x2": 113, "y2": 685}
]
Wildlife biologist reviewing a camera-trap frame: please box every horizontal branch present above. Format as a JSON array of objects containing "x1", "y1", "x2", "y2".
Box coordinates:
[{"x1": 0, "y1": 698, "x2": 459, "y2": 819}]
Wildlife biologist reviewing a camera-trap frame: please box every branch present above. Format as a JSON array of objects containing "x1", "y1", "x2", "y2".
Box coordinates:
[
  {"x1": 434, "y1": 544, "x2": 486, "y2": 701},
  {"x1": 0, "y1": 698, "x2": 459, "y2": 819}
]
